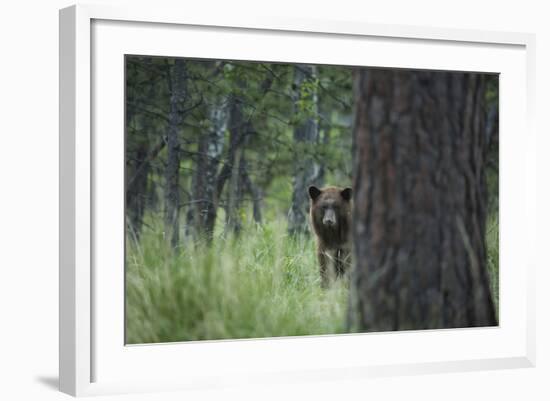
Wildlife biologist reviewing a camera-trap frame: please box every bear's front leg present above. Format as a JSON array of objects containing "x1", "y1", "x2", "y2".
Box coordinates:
[
  {"x1": 335, "y1": 248, "x2": 351, "y2": 277},
  {"x1": 317, "y1": 248, "x2": 329, "y2": 288}
]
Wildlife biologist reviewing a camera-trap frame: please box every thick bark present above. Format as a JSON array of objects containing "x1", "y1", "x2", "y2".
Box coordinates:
[
  {"x1": 288, "y1": 65, "x2": 321, "y2": 235},
  {"x1": 350, "y1": 69, "x2": 496, "y2": 331},
  {"x1": 164, "y1": 59, "x2": 187, "y2": 248}
]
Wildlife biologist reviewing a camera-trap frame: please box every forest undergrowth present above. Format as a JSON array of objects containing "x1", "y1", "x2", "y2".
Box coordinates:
[{"x1": 126, "y1": 210, "x2": 499, "y2": 344}]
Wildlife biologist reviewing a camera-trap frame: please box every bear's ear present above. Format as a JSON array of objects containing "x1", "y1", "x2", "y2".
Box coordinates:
[
  {"x1": 341, "y1": 187, "x2": 352, "y2": 201},
  {"x1": 308, "y1": 186, "x2": 322, "y2": 201}
]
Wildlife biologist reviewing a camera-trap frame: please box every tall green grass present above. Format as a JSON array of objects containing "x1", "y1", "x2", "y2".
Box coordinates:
[
  {"x1": 126, "y1": 219, "x2": 349, "y2": 344},
  {"x1": 126, "y1": 213, "x2": 500, "y2": 344}
]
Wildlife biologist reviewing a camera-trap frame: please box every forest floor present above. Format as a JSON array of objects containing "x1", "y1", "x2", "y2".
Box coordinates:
[{"x1": 126, "y1": 213, "x2": 499, "y2": 344}]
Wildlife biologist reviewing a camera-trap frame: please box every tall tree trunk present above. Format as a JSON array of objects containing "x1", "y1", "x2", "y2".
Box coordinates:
[
  {"x1": 226, "y1": 145, "x2": 245, "y2": 234},
  {"x1": 164, "y1": 59, "x2": 187, "y2": 248},
  {"x1": 242, "y1": 165, "x2": 263, "y2": 224},
  {"x1": 126, "y1": 58, "x2": 155, "y2": 239},
  {"x1": 187, "y1": 96, "x2": 229, "y2": 242},
  {"x1": 316, "y1": 128, "x2": 330, "y2": 187},
  {"x1": 225, "y1": 136, "x2": 262, "y2": 231},
  {"x1": 214, "y1": 72, "x2": 273, "y2": 234},
  {"x1": 126, "y1": 146, "x2": 150, "y2": 238},
  {"x1": 215, "y1": 93, "x2": 247, "y2": 235},
  {"x1": 288, "y1": 65, "x2": 321, "y2": 235},
  {"x1": 350, "y1": 69, "x2": 496, "y2": 331}
]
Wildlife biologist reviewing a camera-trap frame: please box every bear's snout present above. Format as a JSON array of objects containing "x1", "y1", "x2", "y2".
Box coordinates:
[{"x1": 322, "y1": 209, "x2": 337, "y2": 226}]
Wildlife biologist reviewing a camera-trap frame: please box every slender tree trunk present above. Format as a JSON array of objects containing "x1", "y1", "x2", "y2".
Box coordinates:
[
  {"x1": 214, "y1": 92, "x2": 248, "y2": 235},
  {"x1": 215, "y1": 95, "x2": 243, "y2": 197},
  {"x1": 350, "y1": 69, "x2": 496, "y2": 331},
  {"x1": 315, "y1": 94, "x2": 332, "y2": 187},
  {"x1": 126, "y1": 146, "x2": 150, "y2": 238},
  {"x1": 203, "y1": 99, "x2": 230, "y2": 235},
  {"x1": 187, "y1": 96, "x2": 229, "y2": 242},
  {"x1": 126, "y1": 58, "x2": 156, "y2": 238},
  {"x1": 164, "y1": 59, "x2": 187, "y2": 248},
  {"x1": 242, "y1": 166, "x2": 262, "y2": 224},
  {"x1": 213, "y1": 73, "x2": 273, "y2": 234},
  {"x1": 316, "y1": 128, "x2": 330, "y2": 187},
  {"x1": 226, "y1": 145, "x2": 245, "y2": 234},
  {"x1": 225, "y1": 135, "x2": 261, "y2": 231},
  {"x1": 288, "y1": 65, "x2": 321, "y2": 235}
]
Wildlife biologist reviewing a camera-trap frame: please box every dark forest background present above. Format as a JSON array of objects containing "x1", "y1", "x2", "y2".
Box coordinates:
[{"x1": 125, "y1": 56, "x2": 499, "y2": 343}]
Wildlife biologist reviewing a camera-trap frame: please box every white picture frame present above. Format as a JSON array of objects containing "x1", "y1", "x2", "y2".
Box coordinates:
[{"x1": 59, "y1": 3, "x2": 536, "y2": 397}]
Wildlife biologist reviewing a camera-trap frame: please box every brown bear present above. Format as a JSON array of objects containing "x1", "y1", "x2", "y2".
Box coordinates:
[{"x1": 308, "y1": 185, "x2": 352, "y2": 287}]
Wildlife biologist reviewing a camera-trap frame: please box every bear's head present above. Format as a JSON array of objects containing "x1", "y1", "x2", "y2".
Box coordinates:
[{"x1": 308, "y1": 185, "x2": 352, "y2": 229}]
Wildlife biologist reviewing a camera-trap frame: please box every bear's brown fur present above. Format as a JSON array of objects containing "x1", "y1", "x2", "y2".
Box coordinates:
[{"x1": 308, "y1": 185, "x2": 352, "y2": 287}]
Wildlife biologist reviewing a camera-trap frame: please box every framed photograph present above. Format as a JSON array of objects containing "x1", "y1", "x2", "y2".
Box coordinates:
[{"x1": 59, "y1": 4, "x2": 536, "y2": 396}]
